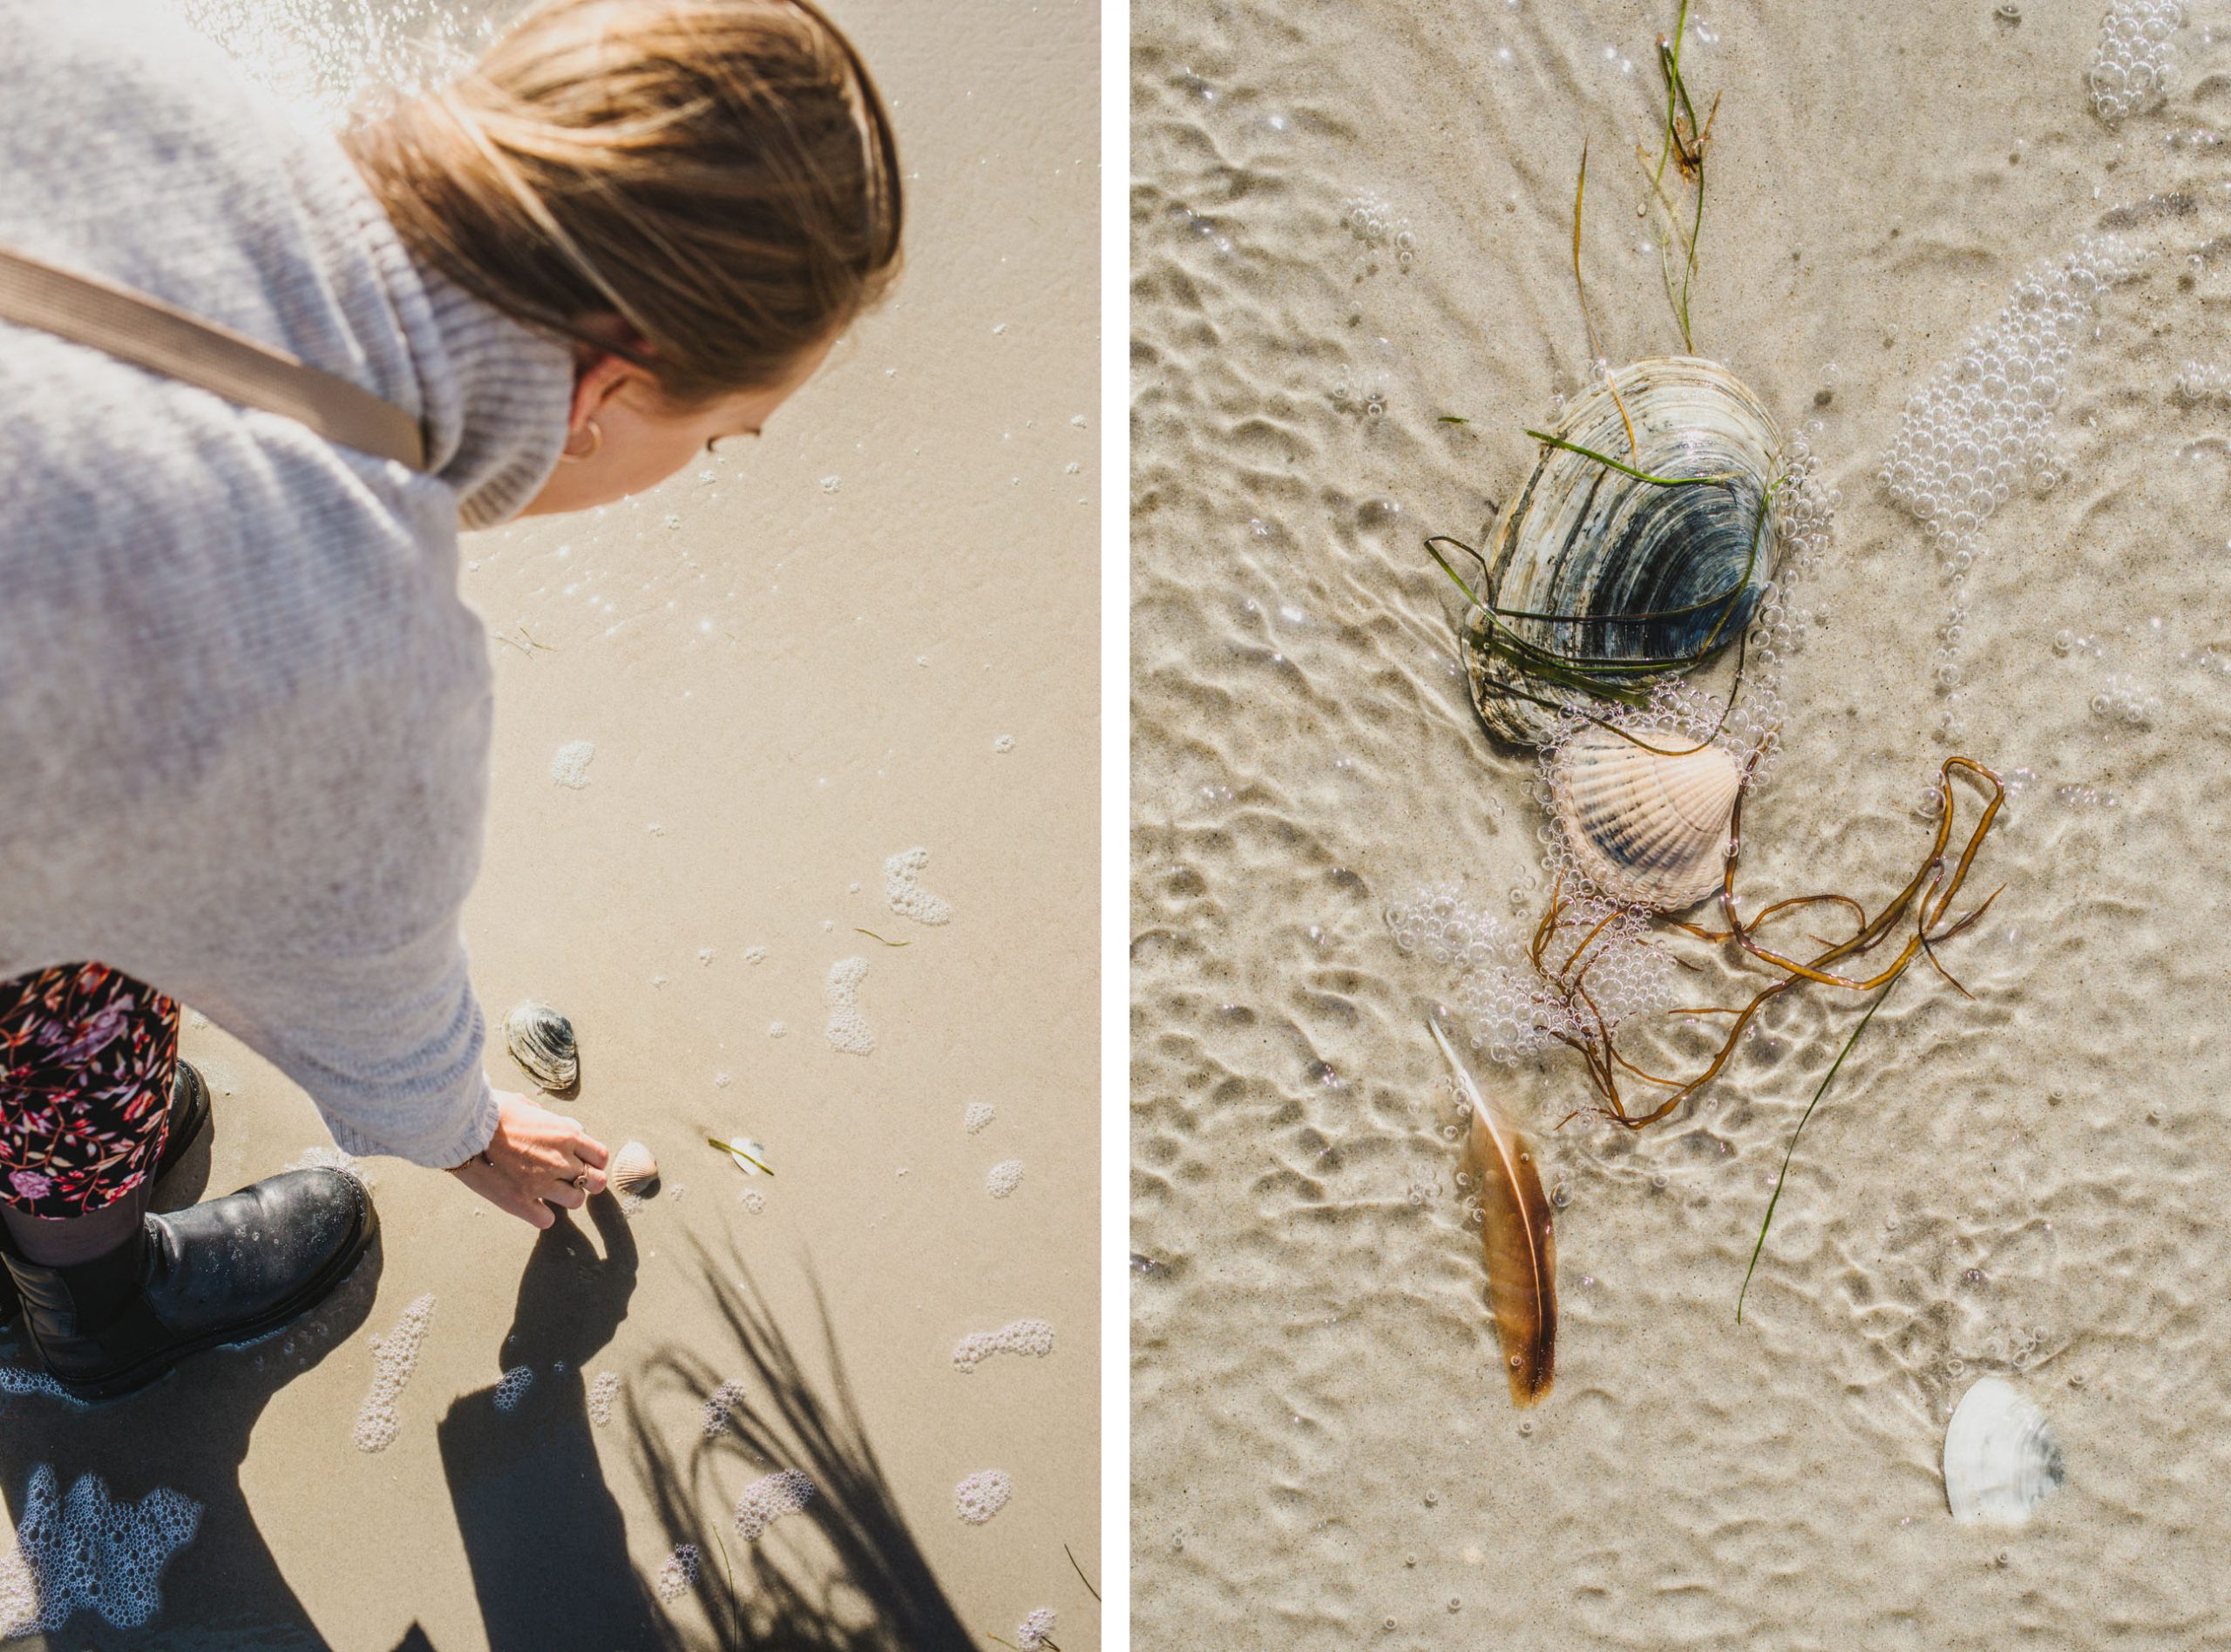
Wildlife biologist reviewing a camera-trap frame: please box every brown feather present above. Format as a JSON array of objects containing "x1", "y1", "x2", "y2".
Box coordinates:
[{"x1": 1432, "y1": 1019, "x2": 1557, "y2": 1406}]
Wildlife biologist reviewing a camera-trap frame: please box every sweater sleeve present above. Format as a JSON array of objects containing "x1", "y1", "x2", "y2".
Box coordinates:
[{"x1": 224, "y1": 924, "x2": 504, "y2": 1169}]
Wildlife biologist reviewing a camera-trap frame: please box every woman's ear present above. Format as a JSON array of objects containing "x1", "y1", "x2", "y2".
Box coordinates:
[{"x1": 566, "y1": 350, "x2": 637, "y2": 433}]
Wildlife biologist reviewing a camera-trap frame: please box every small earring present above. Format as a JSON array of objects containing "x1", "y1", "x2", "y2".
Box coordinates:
[{"x1": 560, "y1": 417, "x2": 603, "y2": 463}]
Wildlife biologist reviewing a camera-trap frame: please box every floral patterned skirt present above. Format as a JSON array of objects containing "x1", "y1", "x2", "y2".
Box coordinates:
[{"x1": 0, "y1": 963, "x2": 180, "y2": 1218}]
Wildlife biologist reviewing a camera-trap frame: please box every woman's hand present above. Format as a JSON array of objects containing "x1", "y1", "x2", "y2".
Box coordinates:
[{"x1": 447, "y1": 1090, "x2": 610, "y2": 1229}]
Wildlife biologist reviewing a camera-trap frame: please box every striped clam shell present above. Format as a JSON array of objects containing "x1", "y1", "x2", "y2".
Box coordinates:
[
  {"x1": 504, "y1": 1000, "x2": 579, "y2": 1093},
  {"x1": 1547, "y1": 725, "x2": 1741, "y2": 911},
  {"x1": 1465, "y1": 356, "x2": 1783, "y2": 746}
]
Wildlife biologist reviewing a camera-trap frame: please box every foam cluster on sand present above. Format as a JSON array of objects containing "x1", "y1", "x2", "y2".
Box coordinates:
[
  {"x1": 654, "y1": 1544, "x2": 700, "y2": 1603},
  {"x1": 2091, "y1": 0, "x2": 2178, "y2": 123},
  {"x1": 550, "y1": 740, "x2": 595, "y2": 789},
  {"x1": 964, "y1": 1102, "x2": 996, "y2": 1134},
  {"x1": 986, "y1": 1159, "x2": 1025, "y2": 1198},
  {"x1": 824, "y1": 956, "x2": 874, "y2": 1054},
  {"x1": 952, "y1": 1318, "x2": 1054, "y2": 1372},
  {"x1": 587, "y1": 1371, "x2": 620, "y2": 1427},
  {"x1": 1018, "y1": 1608, "x2": 1059, "y2": 1649},
  {"x1": 884, "y1": 846, "x2": 953, "y2": 925},
  {"x1": 702, "y1": 1378, "x2": 748, "y2": 1439},
  {"x1": 1388, "y1": 881, "x2": 1676, "y2": 1065},
  {"x1": 1881, "y1": 234, "x2": 2142, "y2": 566},
  {"x1": 735, "y1": 1469, "x2": 815, "y2": 1540},
  {"x1": 953, "y1": 1469, "x2": 1012, "y2": 1525},
  {"x1": 0, "y1": 1467, "x2": 201, "y2": 1635},
  {"x1": 492, "y1": 1365, "x2": 534, "y2": 1413},
  {"x1": 352, "y1": 1292, "x2": 435, "y2": 1452}
]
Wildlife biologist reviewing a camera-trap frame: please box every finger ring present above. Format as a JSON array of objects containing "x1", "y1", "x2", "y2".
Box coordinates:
[{"x1": 572, "y1": 1172, "x2": 590, "y2": 1190}]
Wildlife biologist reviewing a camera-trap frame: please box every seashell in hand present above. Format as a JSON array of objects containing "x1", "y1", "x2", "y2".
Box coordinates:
[
  {"x1": 1462, "y1": 356, "x2": 1783, "y2": 746},
  {"x1": 608, "y1": 1141, "x2": 659, "y2": 1199},
  {"x1": 1943, "y1": 1376, "x2": 2064, "y2": 1523},
  {"x1": 1546, "y1": 724, "x2": 1742, "y2": 911},
  {"x1": 504, "y1": 1000, "x2": 579, "y2": 1093}
]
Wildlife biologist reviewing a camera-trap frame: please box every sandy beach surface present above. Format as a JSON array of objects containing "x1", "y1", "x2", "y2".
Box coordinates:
[
  {"x1": 1134, "y1": 0, "x2": 2231, "y2": 1645},
  {"x1": 0, "y1": 2, "x2": 1099, "y2": 1646}
]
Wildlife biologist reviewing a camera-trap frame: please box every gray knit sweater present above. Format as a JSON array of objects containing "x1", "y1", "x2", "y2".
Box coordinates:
[{"x1": 0, "y1": 0, "x2": 577, "y2": 1166}]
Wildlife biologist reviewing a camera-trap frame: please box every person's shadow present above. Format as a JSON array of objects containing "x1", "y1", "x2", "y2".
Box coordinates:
[
  {"x1": 0, "y1": 1145, "x2": 378, "y2": 1650},
  {"x1": 436, "y1": 1217, "x2": 974, "y2": 1650},
  {"x1": 434, "y1": 1193, "x2": 661, "y2": 1650}
]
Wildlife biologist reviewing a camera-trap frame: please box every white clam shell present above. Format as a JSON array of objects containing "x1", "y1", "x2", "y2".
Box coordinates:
[
  {"x1": 1943, "y1": 1376, "x2": 2064, "y2": 1523},
  {"x1": 1547, "y1": 725, "x2": 1742, "y2": 911},
  {"x1": 608, "y1": 1140, "x2": 660, "y2": 1198},
  {"x1": 504, "y1": 1000, "x2": 579, "y2": 1092}
]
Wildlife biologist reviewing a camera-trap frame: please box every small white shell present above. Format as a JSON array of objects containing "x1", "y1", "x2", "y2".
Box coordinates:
[
  {"x1": 1943, "y1": 1376, "x2": 2064, "y2": 1523},
  {"x1": 608, "y1": 1141, "x2": 660, "y2": 1199},
  {"x1": 1547, "y1": 726, "x2": 1741, "y2": 911},
  {"x1": 505, "y1": 1001, "x2": 579, "y2": 1092}
]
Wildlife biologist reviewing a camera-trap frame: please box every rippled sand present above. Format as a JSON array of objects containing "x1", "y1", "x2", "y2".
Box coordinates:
[
  {"x1": 0, "y1": 2, "x2": 1100, "y2": 1645},
  {"x1": 1132, "y1": 1, "x2": 2231, "y2": 1643}
]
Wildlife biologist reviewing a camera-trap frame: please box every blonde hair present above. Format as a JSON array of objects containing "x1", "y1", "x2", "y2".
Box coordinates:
[{"x1": 344, "y1": 0, "x2": 902, "y2": 407}]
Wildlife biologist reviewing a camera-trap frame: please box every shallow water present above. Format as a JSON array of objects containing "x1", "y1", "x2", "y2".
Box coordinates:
[
  {"x1": 0, "y1": 1, "x2": 1100, "y2": 1645},
  {"x1": 1132, "y1": 1, "x2": 2231, "y2": 1644}
]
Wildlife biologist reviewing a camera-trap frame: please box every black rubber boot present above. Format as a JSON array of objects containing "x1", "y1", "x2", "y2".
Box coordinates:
[
  {"x1": 0, "y1": 1059, "x2": 211, "y2": 1328},
  {"x1": 4, "y1": 1167, "x2": 376, "y2": 1400}
]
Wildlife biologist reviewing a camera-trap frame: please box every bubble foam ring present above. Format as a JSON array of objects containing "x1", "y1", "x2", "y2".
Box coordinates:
[
  {"x1": 2173, "y1": 361, "x2": 2231, "y2": 404},
  {"x1": 824, "y1": 957, "x2": 874, "y2": 1055},
  {"x1": 0, "y1": 1367, "x2": 83, "y2": 1406},
  {"x1": 587, "y1": 1371, "x2": 620, "y2": 1427},
  {"x1": 654, "y1": 1543, "x2": 700, "y2": 1603},
  {"x1": 883, "y1": 846, "x2": 953, "y2": 925},
  {"x1": 986, "y1": 1159, "x2": 1025, "y2": 1198},
  {"x1": 2091, "y1": 0, "x2": 2180, "y2": 124},
  {"x1": 735, "y1": 1469, "x2": 816, "y2": 1540},
  {"x1": 0, "y1": 1466, "x2": 202, "y2": 1635},
  {"x1": 352, "y1": 1291, "x2": 435, "y2": 1453},
  {"x1": 740, "y1": 1188, "x2": 767, "y2": 1214},
  {"x1": 1018, "y1": 1607, "x2": 1059, "y2": 1649},
  {"x1": 550, "y1": 740, "x2": 595, "y2": 789},
  {"x1": 964, "y1": 1102, "x2": 996, "y2": 1134},
  {"x1": 492, "y1": 1364, "x2": 534, "y2": 1414},
  {"x1": 953, "y1": 1468, "x2": 1013, "y2": 1525},
  {"x1": 953, "y1": 1317, "x2": 1055, "y2": 1372}
]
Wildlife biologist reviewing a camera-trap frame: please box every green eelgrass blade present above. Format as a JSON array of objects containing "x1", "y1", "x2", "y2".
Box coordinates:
[
  {"x1": 1522, "y1": 430, "x2": 1736, "y2": 490},
  {"x1": 1653, "y1": 0, "x2": 1692, "y2": 186},
  {"x1": 708, "y1": 1135, "x2": 774, "y2": 1176},
  {"x1": 1735, "y1": 972, "x2": 1902, "y2": 1324}
]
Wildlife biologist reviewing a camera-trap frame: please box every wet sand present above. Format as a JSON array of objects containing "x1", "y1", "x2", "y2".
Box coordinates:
[
  {"x1": 0, "y1": 1, "x2": 1099, "y2": 1646},
  {"x1": 1133, "y1": 0, "x2": 2231, "y2": 1644}
]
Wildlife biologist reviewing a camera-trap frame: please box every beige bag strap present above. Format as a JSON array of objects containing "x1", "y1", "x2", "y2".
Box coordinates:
[{"x1": 0, "y1": 244, "x2": 429, "y2": 471}]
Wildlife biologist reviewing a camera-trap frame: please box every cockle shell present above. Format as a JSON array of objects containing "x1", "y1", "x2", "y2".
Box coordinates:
[
  {"x1": 1464, "y1": 356, "x2": 1783, "y2": 746},
  {"x1": 1943, "y1": 1376, "x2": 2065, "y2": 1523},
  {"x1": 609, "y1": 1140, "x2": 659, "y2": 1199},
  {"x1": 504, "y1": 1001, "x2": 579, "y2": 1092},
  {"x1": 1547, "y1": 725, "x2": 1742, "y2": 911}
]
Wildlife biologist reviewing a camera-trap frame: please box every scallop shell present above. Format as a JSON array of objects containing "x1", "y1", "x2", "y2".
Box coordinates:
[
  {"x1": 1547, "y1": 725, "x2": 1741, "y2": 911},
  {"x1": 1943, "y1": 1376, "x2": 2064, "y2": 1523},
  {"x1": 1464, "y1": 356, "x2": 1784, "y2": 746},
  {"x1": 609, "y1": 1141, "x2": 660, "y2": 1199},
  {"x1": 504, "y1": 1001, "x2": 579, "y2": 1092}
]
